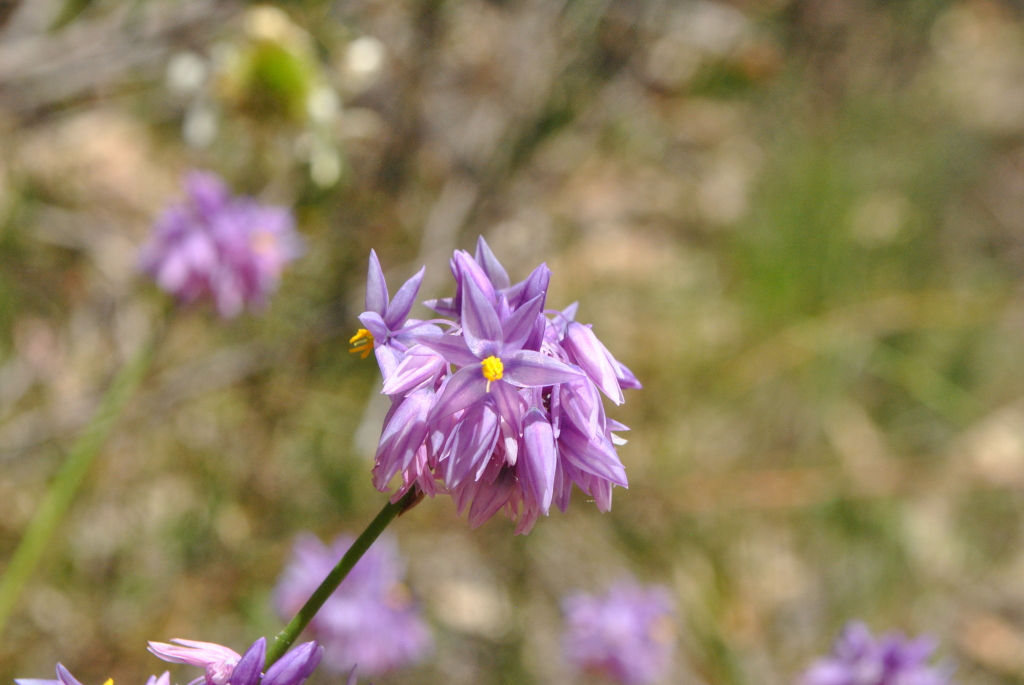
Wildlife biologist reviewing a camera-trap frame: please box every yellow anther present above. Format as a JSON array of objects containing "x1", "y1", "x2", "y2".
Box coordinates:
[
  {"x1": 102, "y1": 679, "x2": 114, "y2": 685},
  {"x1": 481, "y1": 356, "x2": 503, "y2": 391},
  {"x1": 349, "y1": 328, "x2": 375, "y2": 359}
]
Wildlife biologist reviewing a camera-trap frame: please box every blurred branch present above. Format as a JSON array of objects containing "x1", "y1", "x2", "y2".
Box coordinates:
[{"x1": 0, "y1": 0, "x2": 233, "y2": 117}]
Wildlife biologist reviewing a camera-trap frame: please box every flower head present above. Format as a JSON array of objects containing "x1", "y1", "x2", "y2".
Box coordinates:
[
  {"x1": 17, "y1": 666, "x2": 170, "y2": 685},
  {"x1": 357, "y1": 238, "x2": 639, "y2": 533},
  {"x1": 801, "y1": 622, "x2": 952, "y2": 685},
  {"x1": 272, "y1": 533, "x2": 431, "y2": 675},
  {"x1": 140, "y1": 171, "x2": 303, "y2": 318},
  {"x1": 148, "y1": 637, "x2": 322, "y2": 685},
  {"x1": 562, "y1": 581, "x2": 675, "y2": 685}
]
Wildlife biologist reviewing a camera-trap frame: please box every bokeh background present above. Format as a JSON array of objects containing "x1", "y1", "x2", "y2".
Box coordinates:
[{"x1": 3, "y1": 0, "x2": 1024, "y2": 683}]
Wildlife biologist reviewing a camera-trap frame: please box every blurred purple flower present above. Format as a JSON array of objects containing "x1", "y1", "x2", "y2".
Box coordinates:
[
  {"x1": 358, "y1": 237, "x2": 639, "y2": 533},
  {"x1": 147, "y1": 637, "x2": 322, "y2": 685},
  {"x1": 801, "y1": 622, "x2": 952, "y2": 685},
  {"x1": 562, "y1": 581, "x2": 675, "y2": 685},
  {"x1": 272, "y1": 532, "x2": 431, "y2": 676},
  {"x1": 17, "y1": 666, "x2": 170, "y2": 685},
  {"x1": 140, "y1": 171, "x2": 302, "y2": 318}
]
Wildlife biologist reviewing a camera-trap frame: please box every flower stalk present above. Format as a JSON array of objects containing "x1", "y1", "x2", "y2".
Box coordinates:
[
  {"x1": 264, "y1": 488, "x2": 420, "y2": 667},
  {"x1": 0, "y1": 333, "x2": 159, "y2": 635}
]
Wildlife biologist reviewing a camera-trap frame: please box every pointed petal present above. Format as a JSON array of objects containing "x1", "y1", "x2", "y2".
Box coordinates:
[
  {"x1": 500, "y1": 295, "x2": 544, "y2": 355},
  {"x1": 490, "y1": 379, "x2": 524, "y2": 432},
  {"x1": 384, "y1": 266, "x2": 425, "y2": 329},
  {"x1": 54, "y1": 666, "x2": 83, "y2": 685},
  {"x1": 559, "y1": 424, "x2": 628, "y2": 487},
  {"x1": 357, "y1": 311, "x2": 389, "y2": 342},
  {"x1": 228, "y1": 639, "x2": 266, "y2": 685},
  {"x1": 475, "y1": 236, "x2": 510, "y2": 290},
  {"x1": 446, "y1": 402, "x2": 500, "y2": 488},
  {"x1": 373, "y1": 343, "x2": 403, "y2": 381},
  {"x1": 412, "y1": 333, "x2": 479, "y2": 367},
  {"x1": 345, "y1": 666, "x2": 358, "y2": 685},
  {"x1": 381, "y1": 348, "x2": 446, "y2": 395},
  {"x1": 453, "y1": 251, "x2": 496, "y2": 306},
  {"x1": 504, "y1": 351, "x2": 584, "y2": 387},
  {"x1": 428, "y1": 365, "x2": 487, "y2": 423},
  {"x1": 521, "y1": 409, "x2": 556, "y2": 512},
  {"x1": 614, "y1": 358, "x2": 643, "y2": 390},
  {"x1": 365, "y1": 250, "x2": 389, "y2": 315},
  {"x1": 373, "y1": 389, "x2": 432, "y2": 489},
  {"x1": 422, "y1": 297, "x2": 459, "y2": 318},
  {"x1": 17, "y1": 680, "x2": 59, "y2": 685},
  {"x1": 262, "y1": 642, "x2": 322, "y2": 685},
  {"x1": 467, "y1": 468, "x2": 515, "y2": 527},
  {"x1": 461, "y1": 278, "x2": 502, "y2": 358},
  {"x1": 563, "y1": 322, "x2": 624, "y2": 405},
  {"x1": 512, "y1": 263, "x2": 550, "y2": 309}
]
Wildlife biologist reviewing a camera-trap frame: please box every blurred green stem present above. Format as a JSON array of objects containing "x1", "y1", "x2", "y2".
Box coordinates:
[
  {"x1": 265, "y1": 488, "x2": 420, "y2": 666},
  {"x1": 0, "y1": 333, "x2": 158, "y2": 635}
]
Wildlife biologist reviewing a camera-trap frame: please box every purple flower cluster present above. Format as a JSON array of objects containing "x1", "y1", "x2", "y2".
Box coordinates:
[
  {"x1": 561, "y1": 581, "x2": 675, "y2": 685},
  {"x1": 16, "y1": 666, "x2": 169, "y2": 685},
  {"x1": 147, "y1": 637, "x2": 322, "y2": 685},
  {"x1": 801, "y1": 622, "x2": 952, "y2": 685},
  {"x1": 357, "y1": 238, "x2": 640, "y2": 534},
  {"x1": 140, "y1": 171, "x2": 302, "y2": 318},
  {"x1": 272, "y1": 533, "x2": 431, "y2": 675}
]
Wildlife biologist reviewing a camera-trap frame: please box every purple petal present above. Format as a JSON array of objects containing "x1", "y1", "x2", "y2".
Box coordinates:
[
  {"x1": 614, "y1": 358, "x2": 643, "y2": 390},
  {"x1": 521, "y1": 409, "x2": 556, "y2": 512},
  {"x1": 262, "y1": 642, "x2": 323, "y2": 685},
  {"x1": 384, "y1": 266, "x2": 425, "y2": 330},
  {"x1": 512, "y1": 263, "x2": 550, "y2": 310},
  {"x1": 365, "y1": 250, "x2": 389, "y2": 316},
  {"x1": 500, "y1": 295, "x2": 544, "y2": 355},
  {"x1": 490, "y1": 379, "x2": 525, "y2": 432},
  {"x1": 467, "y1": 468, "x2": 516, "y2": 527},
  {"x1": 559, "y1": 424, "x2": 628, "y2": 487},
  {"x1": 358, "y1": 311, "x2": 389, "y2": 343},
  {"x1": 475, "y1": 236, "x2": 510, "y2": 290},
  {"x1": 461, "y1": 278, "x2": 503, "y2": 358},
  {"x1": 453, "y1": 251, "x2": 496, "y2": 306},
  {"x1": 54, "y1": 666, "x2": 83, "y2": 685},
  {"x1": 16, "y1": 680, "x2": 60, "y2": 685},
  {"x1": 345, "y1": 666, "x2": 358, "y2": 685},
  {"x1": 381, "y1": 348, "x2": 446, "y2": 395},
  {"x1": 503, "y1": 351, "x2": 584, "y2": 388},
  {"x1": 228, "y1": 639, "x2": 265, "y2": 685},
  {"x1": 412, "y1": 333, "x2": 479, "y2": 367},
  {"x1": 374, "y1": 344, "x2": 403, "y2": 381},
  {"x1": 422, "y1": 297, "x2": 459, "y2": 318},
  {"x1": 428, "y1": 365, "x2": 487, "y2": 423},
  {"x1": 374, "y1": 389, "x2": 432, "y2": 489},
  {"x1": 563, "y1": 322, "x2": 624, "y2": 405},
  {"x1": 446, "y1": 402, "x2": 500, "y2": 487}
]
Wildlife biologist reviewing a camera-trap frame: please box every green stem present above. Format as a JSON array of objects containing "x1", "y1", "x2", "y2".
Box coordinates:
[
  {"x1": 265, "y1": 488, "x2": 420, "y2": 666},
  {"x1": 0, "y1": 335, "x2": 158, "y2": 635}
]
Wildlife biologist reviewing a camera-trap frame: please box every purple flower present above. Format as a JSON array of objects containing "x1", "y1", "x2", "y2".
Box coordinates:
[
  {"x1": 140, "y1": 171, "x2": 303, "y2": 318},
  {"x1": 350, "y1": 250, "x2": 437, "y2": 380},
  {"x1": 562, "y1": 581, "x2": 675, "y2": 685},
  {"x1": 272, "y1": 533, "x2": 432, "y2": 676},
  {"x1": 148, "y1": 637, "x2": 322, "y2": 685},
  {"x1": 357, "y1": 237, "x2": 639, "y2": 533},
  {"x1": 801, "y1": 622, "x2": 953, "y2": 685},
  {"x1": 17, "y1": 666, "x2": 170, "y2": 685}
]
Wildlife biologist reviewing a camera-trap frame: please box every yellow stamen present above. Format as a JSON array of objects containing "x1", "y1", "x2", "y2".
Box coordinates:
[
  {"x1": 481, "y1": 356, "x2": 503, "y2": 392},
  {"x1": 102, "y1": 679, "x2": 114, "y2": 685},
  {"x1": 349, "y1": 328, "x2": 375, "y2": 359}
]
